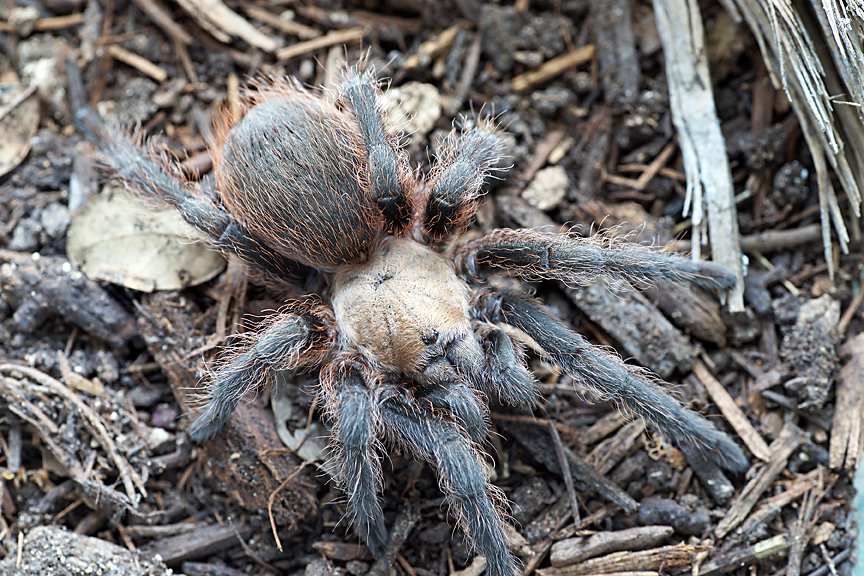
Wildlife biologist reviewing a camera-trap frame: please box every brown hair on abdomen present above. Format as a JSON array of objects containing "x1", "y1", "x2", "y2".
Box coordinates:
[{"x1": 216, "y1": 91, "x2": 382, "y2": 270}]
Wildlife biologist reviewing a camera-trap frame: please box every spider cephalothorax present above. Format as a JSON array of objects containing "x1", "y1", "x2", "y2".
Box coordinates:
[{"x1": 82, "y1": 68, "x2": 747, "y2": 576}]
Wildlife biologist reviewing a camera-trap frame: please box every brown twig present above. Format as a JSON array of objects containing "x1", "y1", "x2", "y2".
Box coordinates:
[
  {"x1": 0, "y1": 363, "x2": 147, "y2": 501},
  {"x1": 0, "y1": 85, "x2": 37, "y2": 123},
  {"x1": 276, "y1": 27, "x2": 366, "y2": 61},
  {"x1": 106, "y1": 44, "x2": 168, "y2": 82},
  {"x1": 548, "y1": 421, "x2": 581, "y2": 528},
  {"x1": 692, "y1": 359, "x2": 771, "y2": 462},
  {"x1": 268, "y1": 460, "x2": 310, "y2": 551}
]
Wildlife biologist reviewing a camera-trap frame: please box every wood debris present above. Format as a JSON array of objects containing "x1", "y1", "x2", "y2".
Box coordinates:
[{"x1": 0, "y1": 2, "x2": 859, "y2": 575}]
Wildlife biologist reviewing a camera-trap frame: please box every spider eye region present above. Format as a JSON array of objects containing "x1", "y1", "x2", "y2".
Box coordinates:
[
  {"x1": 421, "y1": 329, "x2": 440, "y2": 345},
  {"x1": 332, "y1": 237, "x2": 471, "y2": 372}
]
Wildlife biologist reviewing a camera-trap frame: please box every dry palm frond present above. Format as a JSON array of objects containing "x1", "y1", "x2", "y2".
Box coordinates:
[{"x1": 719, "y1": 0, "x2": 864, "y2": 276}]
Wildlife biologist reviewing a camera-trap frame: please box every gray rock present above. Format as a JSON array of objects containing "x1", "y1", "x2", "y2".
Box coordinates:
[{"x1": 0, "y1": 525, "x2": 172, "y2": 576}]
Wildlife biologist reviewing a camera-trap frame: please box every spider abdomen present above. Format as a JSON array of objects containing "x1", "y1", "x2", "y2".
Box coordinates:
[
  {"x1": 332, "y1": 237, "x2": 472, "y2": 372},
  {"x1": 217, "y1": 92, "x2": 384, "y2": 270}
]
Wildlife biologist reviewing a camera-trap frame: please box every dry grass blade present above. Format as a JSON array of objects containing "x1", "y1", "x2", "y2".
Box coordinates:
[
  {"x1": 720, "y1": 0, "x2": 864, "y2": 276},
  {"x1": 652, "y1": 0, "x2": 745, "y2": 311},
  {"x1": 0, "y1": 363, "x2": 147, "y2": 502}
]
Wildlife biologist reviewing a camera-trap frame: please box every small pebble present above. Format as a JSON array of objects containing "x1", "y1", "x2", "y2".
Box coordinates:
[
  {"x1": 521, "y1": 166, "x2": 569, "y2": 211},
  {"x1": 128, "y1": 385, "x2": 164, "y2": 408},
  {"x1": 380, "y1": 82, "x2": 441, "y2": 145},
  {"x1": 8, "y1": 218, "x2": 43, "y2": 252},
  {"x1": 40, "y1": 203, "x2": 71, "y2": 239},
  {"x1": 151, "y1": 403, "x2": 179, "y2": 429}
]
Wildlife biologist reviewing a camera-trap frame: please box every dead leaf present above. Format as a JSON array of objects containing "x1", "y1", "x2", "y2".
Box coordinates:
[
  {"x1": 66, "y1": 183, "x2": 225, "y2": 291},
  {"x1": 0, "y1": 76, "x2": 40, "y2": 177}
]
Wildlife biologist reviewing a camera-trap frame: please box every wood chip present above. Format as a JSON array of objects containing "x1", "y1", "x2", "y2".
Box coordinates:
[
  {"x1": 537, "y1": 542, "x2": 710, "y2": 576},
  {"x1": 692, "y1": 359, "x2": 771, "y2": 462},
  {"x1": 698, "y1": 534, "x2": 789, "y2": 576},
  {"x1": 106, "y1": 44, "x2": 168, "y2": 82},
  {"x1": 566, "y1": 283, "x2": 698, "y2": 379},
  {"x1": 715, "y1": 422, "x2": 807, "y2": 538},
  {"x1": 579, "y1": 411, "x2": 628, "y2": 446},
  {"x1": 829, "y1": 332, "x2": 864, "y2": 470},
  {"x1": 175, "y1": 0, "x2": 277, "y2": 52},
  {"x1": 585, "y1": 419, "x2": 645, "y2": 475},
  {"x1": 550, "y1": 526, "x2": 674, "y2": 567},
  {"x1": 511, "y1": 45, "x2": 596, "y2": 92},
  {"x1": 276, "y1": 27, "x2": 366, "y2": 61}
]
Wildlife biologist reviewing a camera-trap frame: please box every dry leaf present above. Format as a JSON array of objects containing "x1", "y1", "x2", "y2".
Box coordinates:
[
  {"x1": 67, "y1": 183, "x2": 225, "y2": 291},
  {"x1": 0, "y1": 76, "x2": 40, "y2": 177}
]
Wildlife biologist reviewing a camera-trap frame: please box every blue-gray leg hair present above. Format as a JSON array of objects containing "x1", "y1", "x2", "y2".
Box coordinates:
[
  {"x1": 320, "y1": 362, "x2": 388, "y2": 558},
  {"x1": 479, "y1": 290, "x2": 749, "y2": 473},
  {"x1": 335, "y1": 69, "x2": 413, "y2": 233},
  {"x1": 423, "y1": 127, "x2": 501, "y2": 246},
  {"x1": 456, "y1": 228, "x2": 737, "y2": 290},
  {"x1": 188, "y1": 303, "x2": 331, "y2": 441},
  {"x1": 380, "y1": 393, "x2": 518, "y2": 576}
]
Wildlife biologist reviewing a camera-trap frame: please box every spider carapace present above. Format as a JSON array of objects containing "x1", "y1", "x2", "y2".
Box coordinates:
[{"x1": 82, "y1": 68, "x2": 748, "y2": 576}]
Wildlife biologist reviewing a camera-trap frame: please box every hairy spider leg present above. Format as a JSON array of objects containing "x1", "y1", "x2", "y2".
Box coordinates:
[
  {"x1": 335, "y1": 69, "x2": 414, "y2": 234},
  {"x1": 188, "y1": 300, "x2": 332, "y2": 440},
  {"x1": 319, "y1": 361, "x2": 388, "y2": 558},
  {"x1": 446, "y1": 322, "x2": 537, "y2": 408},
  {"x1": 479, "y1": 290, "x2": 750, "y2": 472},
  {"x1": 456, "y1": 228, "x2": 738, "y2": 289},
  {"x1": 77, "y1": 109, "x2": 313, "y2": 285},
  {"x1": 423, "y1": 127, "x2": 502, "y2": 247},
  {"x1": 380, "y1": 393, "x2": 518, "y2": 576},
  {"x1": 414, "y1": 357, "x2": 490, "y2": 444}
]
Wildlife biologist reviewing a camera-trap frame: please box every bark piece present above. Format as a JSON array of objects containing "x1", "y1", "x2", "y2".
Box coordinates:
[
  {"x1": 590, "y1": 0, "x2": 640, "y2": 104},
  {"x1": 642, "y1": 282, "x2": 727, "y2": 346},
  {"x1": 538, "y1": 542, "x2": 710, "y2": 576},
  {"x1": 550, "y1": 525, "x2": 674, "y2": 567},
  {"x1": 829, "y1": 332, "x2": 864, "y2": 470},
  {"x1": 140, "y1": 523, "x2": 254, "y2": 566},
  {"x1": 0, "y1": 253, "x2": 136, "y2": 348},
  {"x1": 566, "y1": 283, "x2": 697, "y2": 379},
  {"x1": 136, "y1": 292, "x2": 317, "y2": 530}
]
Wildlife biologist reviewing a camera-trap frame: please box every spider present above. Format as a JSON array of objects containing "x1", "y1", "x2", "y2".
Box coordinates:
[{"x1": 80, "y1": 68, "x2": 747, "y2": 576}]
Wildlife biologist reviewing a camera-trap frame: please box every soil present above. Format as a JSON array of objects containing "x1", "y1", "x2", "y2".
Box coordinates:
[{"x1": 0, "y1": 1, "x2": 860, "y2": 576}]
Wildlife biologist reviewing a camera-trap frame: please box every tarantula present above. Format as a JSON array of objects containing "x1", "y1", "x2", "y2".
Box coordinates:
[{"x1": 81, "y1": 69, "x2": 747, "y2": 576}]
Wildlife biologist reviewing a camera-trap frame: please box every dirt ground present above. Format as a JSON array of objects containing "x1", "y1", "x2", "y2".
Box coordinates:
[{"x1": 0, "y1": 1, "x2": 860, "y2": 575}]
